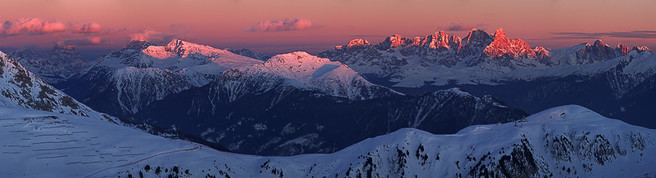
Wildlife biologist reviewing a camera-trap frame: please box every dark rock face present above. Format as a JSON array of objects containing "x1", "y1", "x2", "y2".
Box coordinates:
[
  {"x1": 134, "y1": 72, "x2": 527, "y2": 156},
  {"x1": 575, "y1": 40, "x2": 621, "y2": 64},
  {"x1": 0, "y1": 52, "x2": 97, "y2": 117},
  {"x1": 227, "y1": 48, "x2": 270, "y2": 61}
]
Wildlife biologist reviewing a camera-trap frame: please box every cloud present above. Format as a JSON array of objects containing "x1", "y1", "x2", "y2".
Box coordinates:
[
  {"x1": 552, "y1": 31, "x2": 656, "y2": 39},
  {"x1": 129, "y1": 30, "x2": 173, "y2": 42},
  {"x1": 437, "y1": 23, "x2": 487, "y2": 31},
  {"x1": 57, "y1": 36, "x2": 110, "y2": 46},
  {"x1": 1, "y1": 18, "x2": 66, "y2": 36},
  {"x1": 245, "y1": 18, "x2": 314, "y2": 32},
  {"x1": 75, "y1": 23, "x2": 101, "y2": 33}
]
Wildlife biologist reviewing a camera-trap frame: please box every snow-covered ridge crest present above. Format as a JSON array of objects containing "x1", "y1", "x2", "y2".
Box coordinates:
[
  {"x1": 232, "y1": 51, "x2": 402, "y2": 100},
  {"x1": 142, "y1": 39, "x2": 229, "y2": 59},
  {"x1": 4, "y1": 105, "x2": 654, "y2": 177},
  {"x1": 72, "y1": 39, "x2": 264, "y2": 115}
]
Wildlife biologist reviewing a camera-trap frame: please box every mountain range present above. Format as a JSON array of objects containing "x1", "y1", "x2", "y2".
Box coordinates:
[
  {"x1": 320, "y1": 28, "x2": 656, "y2": 128},
  {"x1": 1, "y1": 28, "x2": 656, "y2": 176}
]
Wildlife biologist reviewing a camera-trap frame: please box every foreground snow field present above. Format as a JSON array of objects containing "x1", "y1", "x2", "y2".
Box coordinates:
[{"x1": 1, "y1": 105, "x2": 654, "y2": 177}]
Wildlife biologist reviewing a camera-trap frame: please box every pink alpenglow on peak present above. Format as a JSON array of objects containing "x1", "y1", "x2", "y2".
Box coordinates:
[
  {"x1": 141, "y1": 39, "x2": 232, "y2": 59},
  {"x1": 633, "y1": 46, "x2": 652, "y2": 53},
  {"x1": 421, "y1": 31, "x2": 462, "y2": 50},
  {"x1": 533, "y1": 46, "x2": 551, "y2": 60},
  {"x1": 345, "y1": 39, "x2": 371, "y2": 48},
  {"x1": 387, "y1": 34, "x2": 406, "y2": 48},
  {"x1": 617, "y1": 43, "x2": 631, "y2": 55},
  {"x1": 592, "y1": 39, "x2": 608, "y2": 47},
  {"x1": 483, "y1": 28, "x2": 537, "y2": 59}
]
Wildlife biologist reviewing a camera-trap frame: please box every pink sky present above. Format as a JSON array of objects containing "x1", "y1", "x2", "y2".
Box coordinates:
[{"x1": 0, "y1": 0, "x2": 654, "y2": 55}]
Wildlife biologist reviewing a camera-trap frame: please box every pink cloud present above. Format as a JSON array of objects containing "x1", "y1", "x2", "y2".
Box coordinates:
[
  {"x1": 75, "y1": 23, "x2": 101, "y2": 33},
  {"x1": 1, "y1": 18, "x2": 67, "y2": 35},
  {"x1": 129, "y1": 30, "x2": 172, "y2": 42},
  {"x1": 57, "y1": 36, "x2": 109, "y2": 46},
  {"x1": 438, "y1": 23, "x2": 488, "y2": 31},
  {"x1": 245, "y1": 18, "x2": 314, "y2": 32}
]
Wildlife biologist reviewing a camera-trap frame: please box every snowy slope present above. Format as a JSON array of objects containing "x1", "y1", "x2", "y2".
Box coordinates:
[
  {"x1": 65, "y1": 39, "x2": 263, "y2": 115},
  {"x1": 0, "y1": 51, "x2": 116, "y2": 121},
  {"x1": 235, "y1": 51, "x2": 402, "y2": 100},
  {"x1": 2, "y1": 105, "x2": 654, "y2": 177}
]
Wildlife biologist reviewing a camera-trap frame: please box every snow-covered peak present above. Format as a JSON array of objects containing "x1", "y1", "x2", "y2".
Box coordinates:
[
  {"x1": 237, "y1": 51, "x2": 402, "y2": 99},
  {"x1": 142, "y1": 39, "x2": 228, "y2": 59},
  {"x1": 257, "y1": 51, "x2": 361, "y2": 84}
]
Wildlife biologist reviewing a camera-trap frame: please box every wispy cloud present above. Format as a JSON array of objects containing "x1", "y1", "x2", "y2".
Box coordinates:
[
  {"x1": 1, "y1": 18, "x2": 66, "y2": 36},
  {"x1": 552, "y1": 31, "x2": 656, "y2": 39},
  {"x1": 74, "y1": 23, "x2": 101, "y2": 33},
  {"x1": 437, "y1": 23, "x2": 487, "y2": 31},
  {"x1": 57, "y1": 37, "x2": 110, "y2": 46},
  {"x1": 129, "y1": 30, "x2": 173, "y2": 42},
  {"x1": 245, "y1": 18, "x2": 314, "y2": 32}
]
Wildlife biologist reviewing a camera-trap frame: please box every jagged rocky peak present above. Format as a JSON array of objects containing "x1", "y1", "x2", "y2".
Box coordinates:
[
  {"x1": 614, "y1": 43, "x2": 651, "y2": 55},
  {"x1": 462, "y1": 28, "x2": 492, "y2": 47},
  {"x1": 534, "y1": 46, "x2": 551, "y2": 59},
  {"x1": 616, "y1": 43, "x2": 631, "y2": 55},
  {"x1": 576, "y1": 39, "x2": 618, "y2": 62},
  {"x1": 592, "y1": 39, "x2": 607, "y2": 47},
  {"x1": 422, "y1": 31, "x2": 462, "y2": 50},
  {"x1": 483, "y1": 28, "x2": 537, "y2": 58},
  {"x1": 378, "y1": 34, "x2": 411, "y2": 48},
  {"x1": 344, "y1": 39, "x2": 371, "y2": 49},
  {"x1": 633, "y1": 46, "x2": 652, "y2": 53}
]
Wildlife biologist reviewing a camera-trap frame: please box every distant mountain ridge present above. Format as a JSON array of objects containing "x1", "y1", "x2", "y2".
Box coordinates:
[
  {"x1": 320, "y1": 28, "x2": 652, "y2": 87},
  {"x1": 319, "y1": 28, "x2": 656, "y2": 128},
  {"x1": 8, "y1": 44, "x2": 92, "y2": 84}
]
